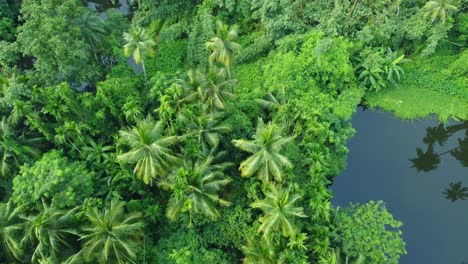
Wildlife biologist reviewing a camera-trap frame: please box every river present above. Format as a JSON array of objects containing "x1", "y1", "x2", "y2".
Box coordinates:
[{"x1": 331, "y1": 109, "x2": 468, "y2": 264}]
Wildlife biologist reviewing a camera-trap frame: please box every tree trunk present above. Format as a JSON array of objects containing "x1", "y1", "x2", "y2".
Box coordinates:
[
  {"x1": 227, "y1": 66, "x2": 237, "y2": 108},
  {"x1": 141, "y1": 57, "x2": 149, "y2": 94}
]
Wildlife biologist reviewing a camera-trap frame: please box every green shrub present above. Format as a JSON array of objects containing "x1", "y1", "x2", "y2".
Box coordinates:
[
  {"x1": 157, "y1": 39, "x2": 188, "y2": 73},
  {"x1": 449, "y1": 49, "x2": 468, "y2": 76},
  {"x1": 12, "y1": 150, "x2": 94, "y2": 209}
]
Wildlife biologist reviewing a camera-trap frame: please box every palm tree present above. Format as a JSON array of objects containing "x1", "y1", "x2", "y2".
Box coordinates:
[
  {"x1": 0, "y1": 116, "x2": 41, "y2": 178},
  {"x1": 255, "y1": 87, "x2": 288, "y2": 111},
  {"x1": 0, "y1": 200, "x2": 24, "y2": 261},
  {"x1": 76, "y1": 199, "x2": 144, "y2": 264},
  {"x1": 423, "y1": 0, "x2": 458, "y2": 24},
  {"x1": 251, "y1": 184, "x2": 306, "y2": 237},
  {"x1": 232, "y1": 119, "x2": 293, "y2": 183},
  {"x1": 242, "y1": 236, "x2": 277, "y2": 264},
  {"x1": 205, "y1": 20, "x2": 241, "y2": 93},
  {"x1": 123, "y1": 25, "x2": 156, "y2": 92},
  {"x1": 74, "y1": 10, "x2": 106, "y2": 57},
  {"x1": 117, "y1": 116, "x2": 179, "y2": 185},
  {"x1": 184, "y1": 112, "x2": 231, "y2": 154},
  {"x1": 21, "y1": 202, "x2": 79, "y2": 262},
  {"x1": 162, "y1": 155, "x2": 232, "y2": 225},
  {"x1": 203, "y1": 67, "x2": 236, "y2": 112},
  {"x1": 178, "y1": 69, "x2": 206, "y2": 105}
]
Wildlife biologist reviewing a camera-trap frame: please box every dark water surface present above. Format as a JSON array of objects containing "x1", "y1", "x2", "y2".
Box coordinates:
[{"x1": 331, "y1": 109, "x2": 468, "y2": 264}]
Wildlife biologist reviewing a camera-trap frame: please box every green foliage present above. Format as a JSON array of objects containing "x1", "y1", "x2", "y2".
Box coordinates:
[
  {"x1": 124, "y1": 25, "x2": 156, "y2": 65},
  {"x1": 206, "y1": 20, "x2": 241, "y2": 75},
  {"x1": 157, "y1": 39, "x2": 188, "y2": 73},
  {"x1": 251, "y1": 184, "x2": 306, "y2": 237},
  {"x1": 71, "y1": 199, "x2": 144, "y2": 264},
  {"x1": 74, "y1": 10, "x2": 107, "y2": 56},
  {"x1": 449, "y1": 49, "x2": 468, "y2": 76},
  {"x1": 334, "y1": 201, "x2": 406, "y2": 264},
  {"x1": 0, "y1": 200, "x2": 23, "y2": 262},
  {"x1": 0, "y1": 0, "x2": 20, "y2": 42},
  {"x1": 12, "y1": 151, "x2": 94, "y2": 209},
  {"x1": 96, "y1": 65, "x2": 143, "y2": 127},
  {"x1": 117, "y1": 116, "x2": 179, "y2": 185},
  {"x1": 187, "y1": 4, "x2": 215, "y2": 68},
  {"x1": 161, "y1": 155, "x2": 232, "y2": 224},
  {"x1": 454, "y1": 12, "x2": 468, "y2": 44},
  {"x1": 16, "y1": 0, "x2": 99, "y2": 84},
  {"x1": 124, "y1": 25, "x2": 156, "y2": 90},
  {"x1": 21, "y1": 202, "x2": 79, "y2": 262},
  {"x1": 237, "y1": 34, "x2": 274, "y2": 63},
  {"x1": 6, "y1": 0, "x2": 463, "y2": 262},
  {"x1": 422, "y1": 0, "x2": 458, "y2": 24},
  {"x1": 251, "y1": 0, "x2": 307, "y2": 39},
  {"x1": 201, "y1": 205, "x2": 253, "y2": 249},
  {"x1": 233, "y1": 119, "x2": 293, "y2": 183},
  {"x1": 366, "y1": 54, "x2": 468, "y2": 121},
  {"x1": 0, "y1": 116, "x2": 41, "y2": 178},
  {"x1": 357, "y1": 48, "x2": 408, "y2": 91},
  {"x1": 264, "y1": 31, "x2": 356, "y2": 95},
  {"x1": 151, "y1": 229, "x2": 235, "y2": 264}
]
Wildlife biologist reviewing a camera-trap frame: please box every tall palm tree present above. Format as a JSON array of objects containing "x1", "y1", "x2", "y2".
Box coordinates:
[
  {"x1": 251, "y1": 184, "x2": 306, "y2": 238},
  {"x1": 202, "y1": 67, "x2": 235, "y2": 112},
  {"x1": 0, "y1": 116, "x2": 41, "y2": 178},
  {"x1": 117, "y1": 116, "x2": 179, "y2": 185},
  {"x1": 162, "y1": 155, "x2": 232, "y2": 225},
  {"x1": 74, "y1": 10, "x2": 106, "y2": 57},
  {"x1": 76, "y1": 199, "x2": 144, "y2": 264},
  {"x1": 205, "y1": 20, "x2": 241, "y2": 94},
  {"x1": 21, "y1": 202, "x2": 79, "y2": 263},
  {"x1": 232, "y1": 119, "x2": 293, "y2": 183},
  {"x1": 206, "y1": 20, "x2": 241, "y2": 70},
  {"x1": 123, "y1": 25, "x2": 156, "y2": 92},
  {"x1": 0, "y1": 200, "x2": 24, "y2": 261},
  {"x1": 423, "y1": 0, "x2": 458, "y2": 24}
]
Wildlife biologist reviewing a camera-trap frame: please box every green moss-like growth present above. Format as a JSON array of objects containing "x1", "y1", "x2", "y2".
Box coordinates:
[{"x1": 366, "y1": 54, "x2": 468, "y2": 122}]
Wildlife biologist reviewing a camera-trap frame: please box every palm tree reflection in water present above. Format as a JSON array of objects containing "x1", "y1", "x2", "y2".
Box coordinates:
[{"x1": 409, "y1": 122, "x2": 468, "y2": 202}]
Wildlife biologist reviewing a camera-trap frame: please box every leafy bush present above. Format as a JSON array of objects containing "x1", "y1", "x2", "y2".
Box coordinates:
[
  {"x1": 157, "y1": 39, "x2": 188, "y2": 73},
  {"x1": 449, "y1": 49, "x2": 468, "y2": 76},
  {"x1": 12, "y1": 150, "x2": 94, "y2": 209}
]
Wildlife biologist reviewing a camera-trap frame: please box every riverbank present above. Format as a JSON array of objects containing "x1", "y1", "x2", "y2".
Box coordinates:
[{"x1": 365, "y1": 54, "x2": 468, "y2": 122}]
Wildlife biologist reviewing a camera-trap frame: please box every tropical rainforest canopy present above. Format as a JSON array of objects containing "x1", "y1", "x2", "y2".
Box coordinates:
[{"x1": 0, "y1": 0, "x2": 467, "y2": 263}]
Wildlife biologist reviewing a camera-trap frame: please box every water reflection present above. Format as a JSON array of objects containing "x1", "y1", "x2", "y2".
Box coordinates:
[
  {"x1": 443, "y1": 181, "x2": 468, "y2": 202},
  {"x1": 332, "y1": 109, "x2": 468, "y2": 264},
  {"x1": 410, "y1": 121, "x2": 468, "y2": 202},
  {"x1": 410, "y1": 122, "x2": 468, "y2": 172}
]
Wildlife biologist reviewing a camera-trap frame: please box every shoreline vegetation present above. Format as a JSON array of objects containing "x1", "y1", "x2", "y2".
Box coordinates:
[{"x1": 0, "y1": 0, "x2": 465, "y2": 263}]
